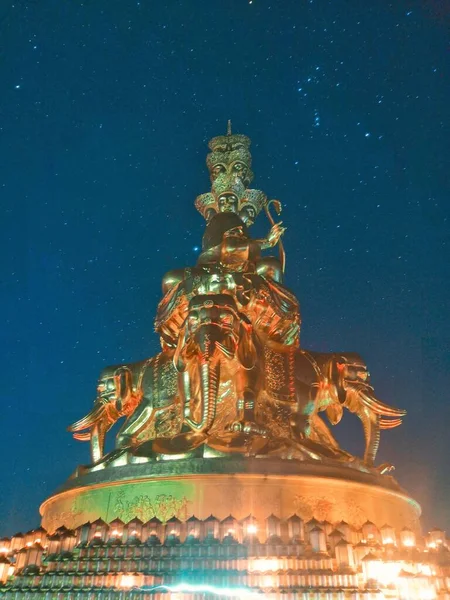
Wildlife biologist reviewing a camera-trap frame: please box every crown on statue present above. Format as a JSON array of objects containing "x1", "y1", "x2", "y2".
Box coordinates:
[{"x1": 207, "y1": 120, "x2": 252, "y2": 153}]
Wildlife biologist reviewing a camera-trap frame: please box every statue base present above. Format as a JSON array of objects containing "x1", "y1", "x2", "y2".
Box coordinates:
[{"x1": 40, "y1": 457, "x2": 421, "y2": 535}]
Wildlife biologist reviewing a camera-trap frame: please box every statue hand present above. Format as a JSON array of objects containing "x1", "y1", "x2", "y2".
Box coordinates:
[{"x1": 267, "y1": 221, "x2": 286, "y2": 247}]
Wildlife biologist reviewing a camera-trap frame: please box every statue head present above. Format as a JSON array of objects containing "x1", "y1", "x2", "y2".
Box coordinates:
[
  {"x1": 194, "y1": 126, "x2": 266, "y2": 225},
  {"x1": 218, "y1": 193, "x2": 239, "y2": 214},
  {"x1": 239, "y1": 203, "x2": 257, "y2": 226},
  {"x1": 207, "y1": 128, "x2": 253, "y2": 188}
]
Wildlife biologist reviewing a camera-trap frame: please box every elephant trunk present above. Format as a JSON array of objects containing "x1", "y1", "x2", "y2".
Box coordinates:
[
  {"x1": 199, "y1": 358, "x2": 220, "y2": 432},
  {"x1": 184, "y1": 330, "x2": 224, "y2": 433},
  {"x1": 68, "y1": 402, "x2": 106, "y2": 435}
]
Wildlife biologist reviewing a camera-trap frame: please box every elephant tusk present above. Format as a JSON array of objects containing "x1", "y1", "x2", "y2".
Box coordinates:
[
  {"x1": 68, "y1": 403, "x2": 106, "y2": 432},
  {"x1": 216, "y1": 341, "x2": 235, "y2": 360},
  {"x1": 379, "y1": 418, "x2": 403, "y2": 429},
  {"x1": 352, "y1": 387, "x2": 407, "y2": 417},
  {"x1": 73, "y1": 432, "x2": 91, "y2": 442}
]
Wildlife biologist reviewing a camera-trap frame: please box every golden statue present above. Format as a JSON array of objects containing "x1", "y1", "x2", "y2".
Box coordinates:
[{"x1": 69, "y1": 123, "x2": 405, "y2": 473}]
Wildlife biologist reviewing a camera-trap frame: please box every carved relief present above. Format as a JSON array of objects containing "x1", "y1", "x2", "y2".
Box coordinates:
[{"x1": 112, "y1": 490, "x2": 191, "y2": 523}]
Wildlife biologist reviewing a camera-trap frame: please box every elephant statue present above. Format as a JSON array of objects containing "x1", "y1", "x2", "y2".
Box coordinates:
[
  {"x1": 154, "y1": 292, "x2": 406, "y2": 465},
  {"x1": 301, "y1": 350, "x2": 406, "y2": 466},
  {"x1": 69, "y1": 295, "x2": 406, "y2": 469},
  {"x1": 68, "y1": 352, "x2": 182, "y2": 465}
]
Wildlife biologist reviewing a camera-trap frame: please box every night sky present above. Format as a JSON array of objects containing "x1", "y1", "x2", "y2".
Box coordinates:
[{"x1": 1, "y1": 1, "x2": 449, "y2": 536}]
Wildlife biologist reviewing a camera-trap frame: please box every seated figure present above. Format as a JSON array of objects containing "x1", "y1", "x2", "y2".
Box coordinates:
[{"x1": 157, "y1": 213, "x2": 300, "y2": 351}]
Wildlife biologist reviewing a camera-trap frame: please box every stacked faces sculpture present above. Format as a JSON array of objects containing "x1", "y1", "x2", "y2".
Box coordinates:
[{"x1": 69, "y1": 124, "x2": 405, "y2": 473}]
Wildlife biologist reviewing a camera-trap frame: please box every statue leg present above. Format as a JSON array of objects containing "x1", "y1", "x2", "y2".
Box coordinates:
[
  {"x1": 310, "y1": 414, "x2": 340, "y2": 449},
  {"x1": 91, "y1": 421, "x2": 107, "y2": 464},
  {"x1": 232, "y1": 369, "x2": 264, "y2": 434},
  {"x1": 358, "y1": 409, "x2": 380, "y2": 466},
  {"x1": 116, "y1": 402, "x2": 155, "y2": 448}
]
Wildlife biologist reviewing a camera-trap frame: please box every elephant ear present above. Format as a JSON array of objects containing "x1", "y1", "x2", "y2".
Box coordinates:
[
  {"x1": 326, "y1": 403, "x2": 344, "y2": 425},
  {"x1": 237, "y1": 323, "x2": 257, "y2": 370}
]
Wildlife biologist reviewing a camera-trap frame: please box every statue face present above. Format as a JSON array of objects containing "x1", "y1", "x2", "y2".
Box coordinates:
[
  {"x1": 239, "y1": 205, "x2": 256, "y2": 226},
  {"x1": 211, "y1": 163, "x2": 226, "y2": 181},
  {"x1": 210, "y1": 157, "x2": 251, "y2": 186},
  {"x1": 231, "y1": 161, "x2": 248, "y2": 182},
  {"x1": 218, "y1": 193, "x2": 238, "y2": 214}
]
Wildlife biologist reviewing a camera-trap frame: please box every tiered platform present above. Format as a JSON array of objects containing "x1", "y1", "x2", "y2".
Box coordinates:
[
  {"x1": 40, "y1": 458, "x2": 422, "y2": 535},
  {"x1": 1, "y1": 510, "x2": 449, "y2": 598}
]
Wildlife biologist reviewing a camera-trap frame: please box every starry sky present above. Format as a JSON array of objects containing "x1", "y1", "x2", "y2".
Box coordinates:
[{"x1": 1, "y1": 0, "x2": 449, "y2": 536}]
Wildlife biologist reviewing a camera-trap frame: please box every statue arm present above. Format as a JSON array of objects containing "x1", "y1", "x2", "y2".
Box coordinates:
[{"x1": 254, "y1": 221, "x2": 286, "y2": 250}]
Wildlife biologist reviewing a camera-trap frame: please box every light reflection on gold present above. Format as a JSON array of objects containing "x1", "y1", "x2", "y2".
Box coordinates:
[{"x1": 67, "y1": 124, "x2": 406, "y2": 475}]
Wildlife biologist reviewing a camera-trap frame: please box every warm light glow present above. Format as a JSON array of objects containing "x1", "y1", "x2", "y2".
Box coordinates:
[
  {"x1": 427, "y1": 541, "x2": 436, "y2": 549},
  {"x1": 246, "y1": 524, "x2": 258, "y2": 534},
  {"x1": 111, "y1": 529, "x2": 120, "y2": 537},
  {"x1": 261, "y1": 575, "x2": 275, "y2": 588},
  {"x1": 249, "y1": 558, "x2": 280, "y2": 572},
  {"x1": 396, "y1": 577, "x2": 437, "y2": 600},
  {"x1": 130, "y1": 530, "x2": 138, "y2": 536},
  {"x1": 148, "y1": 583, "x2": 260, "y2": 598},
  {"x1": 26, "y1": 542, "x2": 32, "y2": 547},
  {"x1": 364, "y1": 558, "x2": 402, "y2": 585},
  {"x1": 402, "y1": 538, "x2": 415, "y2": 547},
  {"x1": 0, "y1": 547, "x2": 8, "y2": 554},
  {"x1": 169, "y1": 529, "x2": 178, "y2": 535},
  {"x1": 377, "y1": 561, "x2": 402, "y2": 585},
  {"x1": 94, "y1": 532, "x2": 102, "y2": 538},
  {"x1": 383, "y1": 537, "x2": 394, "y2": 545},
  {"x1": 34, "y1": 538, "x2": 41, "y2": 544},
  {"x1": 420, "y1": 564, "x2": 433, "y2": 576},
  {"x1": 227, "y1": 528, "x2": 235, "y2": 535},
  {"x1": 119, "y1": 574, "x2": 136, "y2": 588}
]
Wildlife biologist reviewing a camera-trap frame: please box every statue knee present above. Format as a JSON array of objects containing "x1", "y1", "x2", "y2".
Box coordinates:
[
  {"x1": 162, "y1": 269, "x2": 185, "y2": 295},
  {"x1": 256, "y1": 257, "x2": 283, "y2": 283}
]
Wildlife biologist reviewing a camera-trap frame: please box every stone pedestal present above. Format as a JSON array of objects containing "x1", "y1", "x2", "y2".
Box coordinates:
[{"x1": 40, "y1": 458, "x2": 421, "y2": 536}]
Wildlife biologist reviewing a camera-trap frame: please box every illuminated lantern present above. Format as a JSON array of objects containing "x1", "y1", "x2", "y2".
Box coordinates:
[
  {"x1": 203, "y1": 514, "x2": 220, "y2": 540},
  {"x1": 164, "y1": 516, "x2": 182, "y2": 543},
  {"x1": 241, "y1": 515, "x2": 259, "y2": 543},
  {"x1": 108, "y1": 518, "x2": 124, "y2": 539},
  {"x1": 15, "y1": 544, "x2": 44, "y2": 571},
  {"x1": 328, "y1": 528, "x2": 344, "y2": 551},
  {"x1": 10, "y1": 533, "x2": 24, "y2": 553},
  {"x1": 125, "y1": 517, "x2": 143, "y2": 542},
  {"x1": 220, "y1": 515, "x2": 239, "y2": 541},
  {"x1": 186, "y1": 515, "x2": 201, "y2": 540},
  {"x1": 400, "y1": 527, "x2": 416, "y2": 548},
  {"x1": 90, "y1": 518, "x2": 108, "y2": 542},
  {"x1": 77, "y1": 521, "x2": 91, "y2": 545},
  {"x1": 287, "y1": 514, "x2": 304, "y2": 542},
  {"x1": 336, "y1": 520, "x2": 353, "y2": 542},
  {"x1": 305, "y1": 517, "x2": 321, "y2": 533},
  {"x1": 309, "y1": 526, "x2": 327, "y2": 553},
  {"x1": 361, "y1": 551, "x2": 382, "y2": 583},
  {"x1": 143, "y1": 516, "x2": 163, "y2": 542},
  {"x1": 353, "y1": 541, "x2": 370, "y2": 565},
  {"x1": 265, "y1": 514, "x2": 282, "y2": 541},
  {"x1": 362, "y1": 520, "x2": 380, "y2": 544},
  {"x1": 381, "y1": 524, "x2": 397, "y2": 546},
  {"x1": 335, "y1": 539, "x2": 355, "y2": 569},
  {"x1": 0, "y1": 538, "x2": 11, "y2": 555},
  {"x1": 0, "y1": 555, "x2": 12, "y2": 583},
  {"x1": 45, "y1": 532, "x2": 61, "y2": 555},
  {"x1": 428, "y1": 528, "x2": 446, "y2": 548}
]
